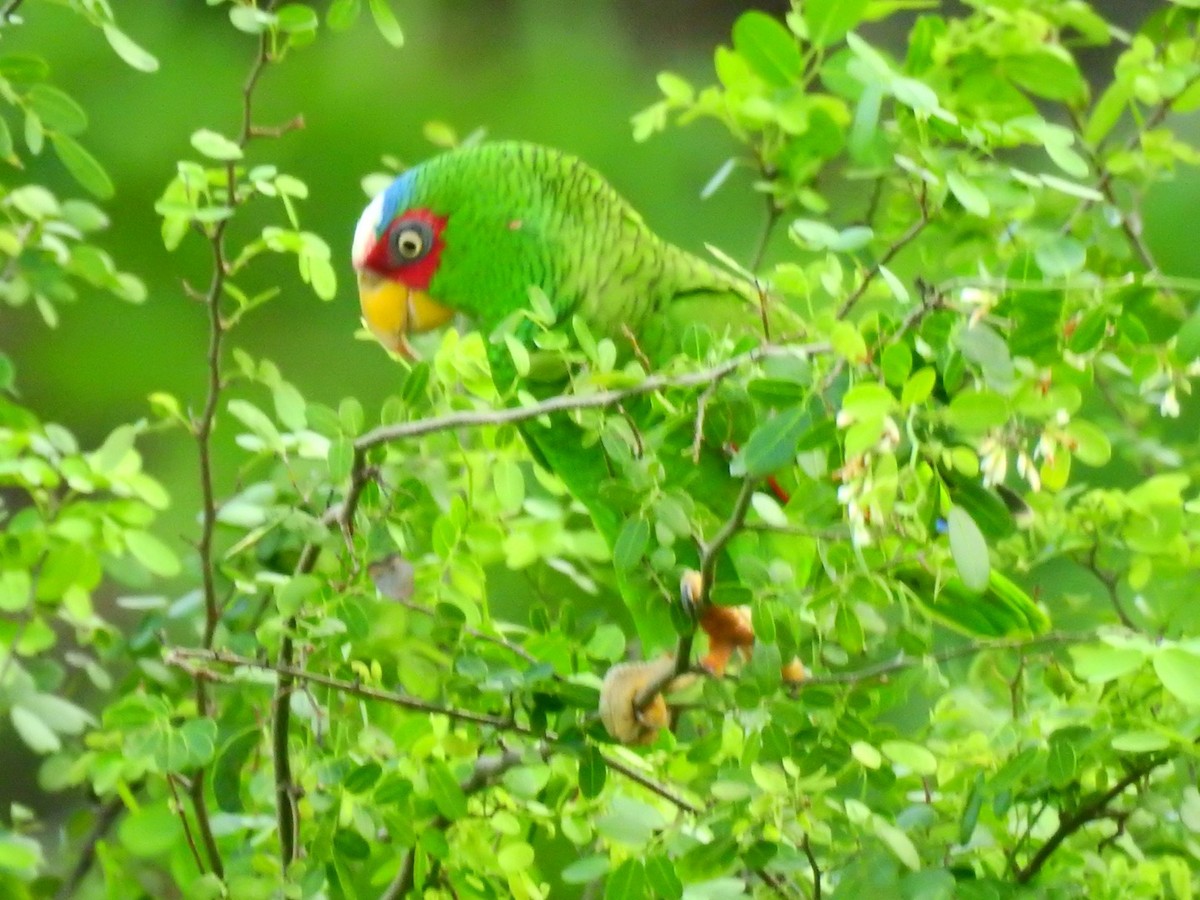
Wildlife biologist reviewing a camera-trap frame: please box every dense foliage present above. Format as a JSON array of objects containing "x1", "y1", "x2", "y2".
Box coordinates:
[{"x1": 3, "y1": 0, "x2": 1200, "y2": 897}]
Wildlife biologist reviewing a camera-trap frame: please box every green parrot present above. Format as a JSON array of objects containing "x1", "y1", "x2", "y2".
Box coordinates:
[{"x1": 350, "y1": 140, "x2": 1046, "y2": 671}]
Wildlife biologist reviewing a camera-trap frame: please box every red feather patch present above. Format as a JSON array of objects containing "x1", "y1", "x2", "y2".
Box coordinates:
[{"x1": 363, "y1": 208, "x2": 447, "y2": 292}]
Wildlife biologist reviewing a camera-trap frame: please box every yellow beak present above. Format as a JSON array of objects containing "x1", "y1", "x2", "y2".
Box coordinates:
[{"x1": 356, "y1": 270, "x2": 455, "y2": 358}]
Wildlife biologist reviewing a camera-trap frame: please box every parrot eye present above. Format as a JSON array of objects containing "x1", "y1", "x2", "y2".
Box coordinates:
[{"x1": 390, "y1": 220, "x2": 433, "y2": 264}]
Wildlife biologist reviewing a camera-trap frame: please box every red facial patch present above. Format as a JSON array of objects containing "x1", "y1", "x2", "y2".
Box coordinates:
[{"x1": 362, "y1": 208, "x2": 447, "y2": 292}]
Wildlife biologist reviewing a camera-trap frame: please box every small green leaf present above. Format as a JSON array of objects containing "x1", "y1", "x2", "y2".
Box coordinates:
[
  {"x1": 852, "y1": 741, "x2": 882, "y2": 769},
  {"x1": 578, "y1": 745, "x2": 606, "y2": 799},
  {"x1": 946, "y1": 172, "x2": 990, "y2": 216},
  {"x1": 880, "y1": 740, "x2": 937, "y2": 775},
  {"x1": 27, "y1": 85, "x2": 87, "y2": 134},
  {"x1": 50, "y1": 133, "x2": 113, "y2": 199},
  {"x1": 1111, "y1": 731, "x2": 1170, "y2": 753},
  {"x1": 605, "y1": 859, "x2": 646, "y2": 899},
  {"x1": 1065, "y1": 419, "x2": 1111, "y2": 467},
  {"x1": 213, "y1": 727, "x2": 260, "y2": 813},
  {"x1": 492, "y1": 460, "x2": 525, "y2": 514},
  {"x1": 644, "y1": 854, "x2": 683, "y2": 900},
  {"x1": 10, "y1": 706, "x2": 60, "y2": 753},
  {"x1": 124, "y1": 530, "x2": 181, "y2": 577},
  {"x1": 103, "y1": 24, "x2": 160, "y2": 72},
  {"x1": 1153, "y1": 648, "x2": 1200, "y2": 705},
  {"x1": 874, "y1": 817, "x2": 920, "y2": 870},
  {"x1": 563, "y1": 856, "x2": 609, "y2": 884},
  {"x1": 1034, "y1": 235, "x2": 1086, "y2": 277},
  {"x1": 947, "y1": 505, "x2": 989, "y2": 592},
  {"x1": 733, "y1": 406, "x2": 808, "y2": 477},
  {"x1": 498, "y1": 842, "x2": 535, "y2": 874},
  {"x1": 1070, "y1": 645, "x2": 1144, "y2": 683},
  {"x1": 327, "y1": 0, "x2": 362, "y2": 29},
  {"x1": 732, "y1": 10, "x2": 801, "y2": 86},
  {"x1": 803, "y1": 0, "x2": 870, "y2": 47},
  {"x1": 613, "y1": 517, "x2": 650, "y2": 572},
  {"x1": 427, "y1": 761, "x2": 467, "y2": 819},
  {"x1": 367, "y1": 0, "x2": 405, "y2": 46},
  {"x1": 118, "y1": 802, "x2": 182, "y2": 857},
  {"x1": 190, "y1": 128, "x2": 243, "y2": 161}
]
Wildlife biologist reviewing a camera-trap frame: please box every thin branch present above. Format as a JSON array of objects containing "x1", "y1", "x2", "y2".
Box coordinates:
[
  {"x1": 1014, "y1": 756, "x2": 1165, "y2": 883},
  {"x1": 836, "y1": 183, "x2": 929, "y2": 319},
  {"x1": 802, "y1": 631, "x2": 1092, "y2": 687},
  {"x1": 802, "y1": 834, "x2": 822, "y2": 900},
  {"x1": 168, "y1": 648, "x2": 536, "y2": 734},
  {"x1": 596, "y1": 751, "x2": 703, "y2": 814},
  {"x1": 355, "y1": 342, "x2": 826, "y2": 452},
  {"x1": 165, "y1": 774, "x2": 207, "y2": 876},
  {"x1": 165, "y1": 648, "x2": 703, "y2": 817},
  {"x1": 54, "y1": 794, "x2": 125, "y2": 900},
  {"x1": 1084, "y1": 546, "x2": 1136, "y2": 631}
]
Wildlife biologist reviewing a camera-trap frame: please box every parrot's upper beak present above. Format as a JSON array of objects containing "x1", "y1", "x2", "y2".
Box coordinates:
[{"x1": 356, "y1": 269, "x2": 455, "y2": 359}]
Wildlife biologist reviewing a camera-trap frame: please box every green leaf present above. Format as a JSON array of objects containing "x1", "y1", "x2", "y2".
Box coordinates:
[
  {"x1": 852, "y1": 741, "x2": 882, "y2": 769},
  {"x1": 946, "y1": 172, "x2": 990, "y2": 216},
  {"x1": 605, "y1": 859, "x2": 646, "y2": 900},
  {"x1": 1034, "y1": 235, "x2": 1086, "y2": 277},
  {"x1": 733, "y1": 406, "x2": 808, "y2": 477},
  {"x1": 613, "y1": 517, "x2": 650, "y2": 571},
  {"x1": 190, "y1": 128, "x2": 243, "y2": 161},
  {"x1": 645, "y1": 854, "x2": 683, "y2": 899},
  {"x1": 10, "y1": 706, "x2": 60, "y2": 753},
  {"x1": 1064, "y1": 419, "x2": 1111, "y2": 467},
  {"x1": 327, "y1": 0, "x2": 362, "y2": 29},
  {"x1": 1111, "y1": 731, "x2": 1170, "y2": 753},
  {"x1": 492, "y1": 460, "x2": 525, "y2": 514},
  {"x1": 1153, "y1": 648, "x2": 1200, "y2": 705},
  {"x1": 427, "y1": 761, "x2": 467, "y2": 819},
  {"x1": 0, "y1": 116, "x2": 12, "y2": 161},
  {"x1": 50, "y1": 133, "x2": 113, "y2": 199},
  {"x1": 873, "y1": 817, "x2": 920, "y2": 870},
  {"x1": 498, "y1": 842, "x2": 535, "y2": 874},
  {"x1": 947, "y1": 505, "x2": 989, "y2": 592},
  {"x1": 368, "y1": 0, "x2": 405, "y2": 47},
  {"x1": 1070, "y1": 645, "x2": 1144, "y2": 682},
  {"x1": 27, "y1": 85, "x2": 87, "y2": 134},
  {"x1": 595, "y1": 795, "x2": 666, "y2": 847},
  {"x1": 562, "y1": 855, "x2": 609, "y2": 884},
  {"x1": 732, "y1": 11, "x2": 801, "y2": 87},
  {"x1": 578, "y1": 745, "x2": 606, "y2": 799},
  {"x1": 118, "y1": 802, "x2": 182, "y2": 857},
  {"x1": 124, "y1": 530, "x2": 181, "y2": 577},
  {"x1": 946, "y1": 390, "x2": 1007, "y2": 433},
  {"x1": 804, "y1": 0, "x2": 870, "y2": 47},
  {"x1": 213, "y1": 727, "x2": 260, "y2": 812},
  {"x1": 103, "y1": 24, "x2": 160, "y2": 72},
  {"x1": 957, "y1": 323, "x2": 1014, "y2": 391},
  {"x1": 880, "y1": 740, "x2": 937, "y2": 775}
]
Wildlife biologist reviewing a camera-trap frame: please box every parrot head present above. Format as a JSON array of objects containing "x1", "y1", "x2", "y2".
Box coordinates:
[{"x1": 351, "y1": 169, "x2": 457, "y2": 357}]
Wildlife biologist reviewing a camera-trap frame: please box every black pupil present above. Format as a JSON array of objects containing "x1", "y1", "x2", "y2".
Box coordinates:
[{"x1": 394, "y1": 224, "x2": 428, "y2": 261}]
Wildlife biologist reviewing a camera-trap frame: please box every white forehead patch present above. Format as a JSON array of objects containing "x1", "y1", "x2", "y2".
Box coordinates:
[{"x1": 352, "y1": 193, "x2": 385, "y2": 268}]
